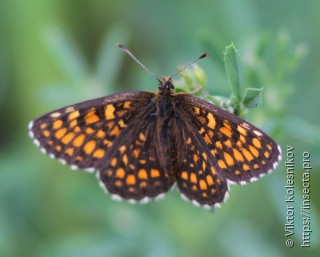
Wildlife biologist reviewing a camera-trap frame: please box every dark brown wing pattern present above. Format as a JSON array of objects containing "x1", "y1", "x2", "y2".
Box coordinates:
[
  {"x1": 173, "y1": 94, "x2": 281, "y2": 208},
  {"x1": 29, "y1": 91, "x2": 177, "y2": 202}
]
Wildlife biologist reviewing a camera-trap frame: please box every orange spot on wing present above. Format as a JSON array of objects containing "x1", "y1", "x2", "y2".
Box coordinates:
[
  {"x1": 210, "y1": 167, "x2": 216, "y2": 175},
  {"x1": 199, "y1": 179, "x2": 207, "y2": 190},
  {"x1": 105, "y1": 104, "x2": 115, "y2": 119},
  {"x1": 211, "y1": 149, "x2": 217, "y2": 156},
  {"x1": 139, "y1": 133, "x2": 146, "y2": 141},
  {"x1": 249, "y1": 145, "x2": 259, "y2": 158},
  {"x1": 223, "y1": 120, "x2": 231, "y2": 131},
  {"x1": 220, "y1": 127, "x2": 232, "y2": 137},
  {"x1": 193, "y1": 107, "x2": 200, "y2": 114},
  {"x1": 233, "y1": 148, "x2": 244, "y2": 162},
  {"x1": 190, "y1": 173, "x2": 197, "y2": 183},
  {"x1": 202, "y1": 161, "x2": 206, "y2": 171},
  {"x1": 239, "y1": 134, "x2": 246, "y2": 143},
  {"x1": 93, "y1": 148, "x2": 105, "y2": 159},
  {"x1": 243, "y1": 164, "x2": 250, "y2": 171},
  {"x1": 115, "y1": 180, "x2": 122, "y2": 187},
  {"x1": 85, "y1": 127, "x2": 95, "y2": 134},
  {"x1": 85, "y1": 109, "x2": 99, "y2": 124},
  {"x1": 122, "y1": 154, "x2": 128, "y2": 165},
  {"x1": 243, "y1": 148, "x2": 254, "y2": 161},
  {"x1": 151, "y1": 169, "x2": 160, "y2": 178},
  {"x1": 40, "y1": 123, "x2": 47, "y2": 129},
  {"x1": 206, "y1": 175, "x2": 214, "y2": 185},
  {"x1": 139, "y1": 159, "x2": 146, "y2": 164},
  {"x1": 119, "y1": 145, "x2": 126, "y2": 153},
  {"x1": 193, "y1": 154, "x2": 199, "y2": 163},
  {"x1": 73, "y1": 134, "x2": 85, "y2": 147},
  {"x1": 61, "y1": 132, "x2": 75, "y2": 144},
  {"x1": 123, "y1": 101, "x2": 132, "y2": 109},
  {"x1": 55, "y1": 128, "x2": 67, "y2": 139},
  {"x1": 218, "y1": 160, "x2": 227, "y2": 169},
  {"x1": 133, "y1": 149, "x2": 140, "y2": 158},
  {"x1": 83, "y1": 140, "x2": 96, "y2": 154},
  {"x1": 118, "y1": 119, "x2": 126, "y2": 128},
  {"x1": 69, "y1": 119, "x2": 77, "y2": 128},
  {"x1": 68, "y1": 110, "x2": 80, "y2": 120},
  {"x1": 66, "y1": 148, "x2": 74, "y2": 156},
  {"x1": 110, "y1": 125, "x2": 120, "y2": 136},
  {"x1": 207, "y1": 113, "x2": 216, "y2": 129},
  {"x1": 115, "y1": 168, "x2": 125, "y2": 178},
  {"x1": 73, "y1": 126, "x2": 80, "y2": 133},
  {"x1": 202, "y1": 153, "x2": 208, "y2": 160},
  {"x1": 126, "y1": 174, "x2": 136, "y2": 185},
  {"x1": 215, "y1": 141, "x2": 223, "y2": 149},
  {"x1": 111, "y1": 157, "x2": 117, "y2": 167},
  {"x1": 252, "y1": 138, "x2": 262, "y2": 148},
  {"x1": 96, "y1": 129, "x2": 105, "y2": 138},
  {"x1": 204, "y1": 133, "x2": 212, "y2": 144},
  {"x1": 43, "y1": 130, "x2": 50, "y2": 137},
  {"x1": 138, "y1": 169, "x2": 148, "y2": 179},
  {"x1": 198, "y1": 127, "x2": 205, "y2": 134},
  {"x1": 224, "y1": 152, "x2": 235, "y2": 166},
  {"x1": 140, "y1": 181, "x2": 147, "y2": 188},
  {"x1": 85, "y1": 114, "x2": 100, "y2": 124},
  {"x1": 264, "y1": 151, "x2": 270, "y2": 158},
  {"x1": 224, "y1": 139, "x2": 232, "y2": 147},
  {"x1": 237, "y1": 125, "x2": 247, "y2": 135},
  {"x1": 53, "y1": 120, "x2": 63, "y2": 130},
  {"x1": 181, "y1": 171, "x2": 188, "y2": 180}
]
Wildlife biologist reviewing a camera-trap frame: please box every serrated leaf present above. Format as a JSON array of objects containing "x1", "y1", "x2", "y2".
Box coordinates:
[
  {"x1": 242, "y1": 88, "x2": 263, "y2": 108},
  {"x1": 224, "y1": 43, "x2": 243, "y2": 100}
]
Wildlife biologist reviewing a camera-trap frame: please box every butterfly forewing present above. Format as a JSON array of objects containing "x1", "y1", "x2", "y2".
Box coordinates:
[
  {"x1": 29, "y1": 92, "x2": 155, "y2": 171},
  {"x1": 175, "y1": 94, "x2": 281, "y2": 185}
]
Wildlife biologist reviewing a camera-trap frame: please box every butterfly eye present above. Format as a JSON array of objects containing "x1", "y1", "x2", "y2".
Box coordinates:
[{"x1": 166, "y1": 82, "x2": 174, "y2": 90}]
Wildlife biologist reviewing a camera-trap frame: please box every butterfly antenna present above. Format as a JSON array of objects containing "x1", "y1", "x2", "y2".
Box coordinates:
[
  {"x1": 170, "y1": 52, "x2": 209, "y2": 79},
  {"x1": 117, "y1": 44, "x2": 161, "y2": 83}
]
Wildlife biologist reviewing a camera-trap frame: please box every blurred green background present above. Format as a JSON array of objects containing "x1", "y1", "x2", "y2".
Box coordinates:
[{"x1": 1, "y1": 0, "x2": 319, "y2": 256}]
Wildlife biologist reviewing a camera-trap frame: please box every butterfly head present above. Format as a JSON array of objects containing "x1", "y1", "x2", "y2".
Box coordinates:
[{"x1": 158, "y1": 76, "x2": 174, "y2": 95}]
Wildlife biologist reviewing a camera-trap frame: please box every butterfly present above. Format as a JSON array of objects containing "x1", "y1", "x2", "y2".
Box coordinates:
[{"x1": 28, "y1": 44, "x2": 282, "y2": 209}]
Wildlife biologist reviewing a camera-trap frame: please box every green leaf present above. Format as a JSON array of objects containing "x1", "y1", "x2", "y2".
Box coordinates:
[
  {"x1": 223, "y1": 43, "x2": 243, "y2": 100},
  {"x1": 242, "y1": 87, "x2": 263, "y2": 108}
]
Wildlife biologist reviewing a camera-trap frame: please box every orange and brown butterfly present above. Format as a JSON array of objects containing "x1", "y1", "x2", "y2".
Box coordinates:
[{"x1": 28, "y1": 44, "x2": 281, "y2": 209}]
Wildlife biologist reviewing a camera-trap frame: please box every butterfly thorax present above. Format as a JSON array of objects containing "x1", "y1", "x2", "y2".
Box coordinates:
[{"x1": 146, "y1": 76, "x2": 178, "y2": 175}]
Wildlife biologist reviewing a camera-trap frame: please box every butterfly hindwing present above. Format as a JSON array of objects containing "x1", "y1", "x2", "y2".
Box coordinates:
[
  {"x1": 174, "y1": 120, "x2": 229, "y2": 207},
  {"x1": 98, "y1": 112, "x2": 176, "y2": 201}
]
